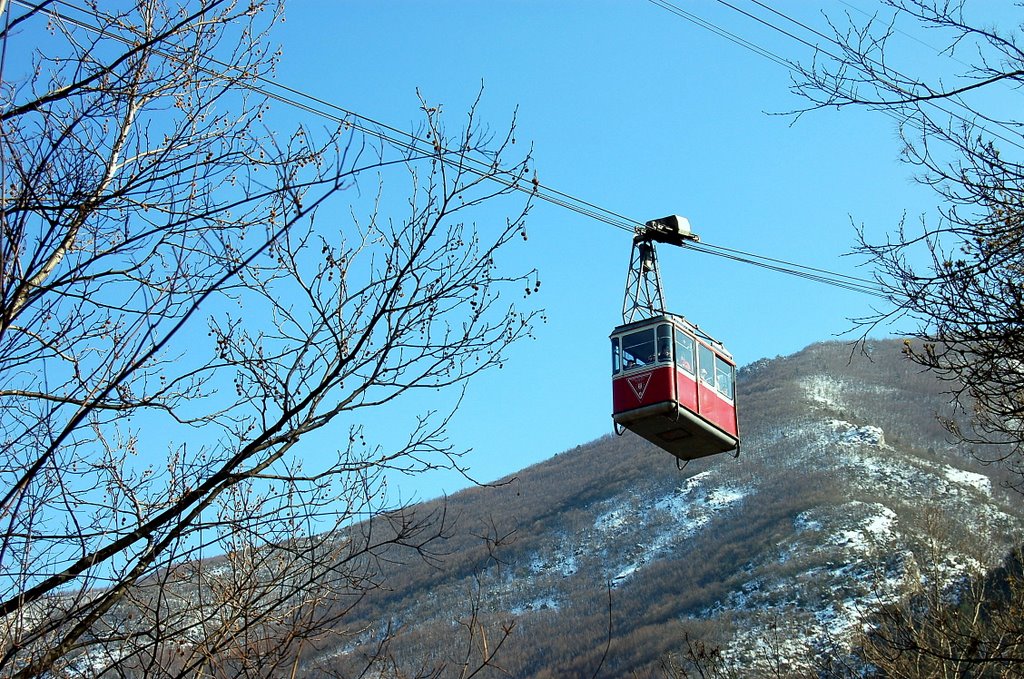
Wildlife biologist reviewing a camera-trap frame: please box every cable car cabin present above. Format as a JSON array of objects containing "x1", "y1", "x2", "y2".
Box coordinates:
[{"x1": 610, "y1": 314, "x2": 738, "y2": 461}]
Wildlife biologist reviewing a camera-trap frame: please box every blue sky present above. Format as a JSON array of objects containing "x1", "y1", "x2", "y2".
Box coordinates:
[
  {"x1": 264, "y1": 1, "x2": 1014, "y2": 499},
  {"x1": 21, "y1": 1, "x2": 1009, "y2": 503}
]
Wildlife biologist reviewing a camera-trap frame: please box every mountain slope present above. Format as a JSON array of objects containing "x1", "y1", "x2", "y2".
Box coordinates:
[{"x1": 309, "y1": 340, "x2": 1024, "y2": 677}]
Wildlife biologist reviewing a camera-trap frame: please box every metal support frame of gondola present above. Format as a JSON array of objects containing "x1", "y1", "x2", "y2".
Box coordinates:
[{"x1": 621, "y1": 215, "x2": 699, "y2": 324}]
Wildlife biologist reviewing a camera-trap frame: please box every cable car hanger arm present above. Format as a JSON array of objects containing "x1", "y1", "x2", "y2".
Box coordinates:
[{"x1": 622, "y1": 215, "x2": 699, "y2": 324}]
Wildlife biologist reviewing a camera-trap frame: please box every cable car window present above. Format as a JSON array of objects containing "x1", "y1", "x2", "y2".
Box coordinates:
[
  {"x1": 715, "y1": 357, "x2": 735, "y2": 400},
  {"x1": 697, "y1": 343, "x2": 715, "y2": 384},
  {"x1": 611, "y1": 337, "x2": 621, "y2": 374},
  {"x1": 657, "y1": 324, "x2": 672, "y2": 363},
  {"x1": 622, "y1": 328, "x2": 656, "y2": 370},
  {"x1": 675, "y1": 331, "x2": 695, "y2": 374}
]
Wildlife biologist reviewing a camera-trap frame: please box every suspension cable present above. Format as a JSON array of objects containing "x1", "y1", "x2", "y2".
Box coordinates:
[{"x1": 13, "y1": 0, "x2": 896, "y2": 301}]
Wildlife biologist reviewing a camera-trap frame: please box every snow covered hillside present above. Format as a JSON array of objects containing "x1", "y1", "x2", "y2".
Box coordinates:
[
  {"x1": 323, "y1": 339, "x2": 1024, "y2": 678},
  {"x1": 72, "y1": 340, "x2": 1024, "y2": 678}
]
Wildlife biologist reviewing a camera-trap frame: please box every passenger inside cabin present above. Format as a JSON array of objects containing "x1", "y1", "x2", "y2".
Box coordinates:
[
  {"x1": 657, "y1": 342, "x2": 671, "y2": 362},
  {"x1": 675, "y1": 332, "x2": 694, "y2": 373}
]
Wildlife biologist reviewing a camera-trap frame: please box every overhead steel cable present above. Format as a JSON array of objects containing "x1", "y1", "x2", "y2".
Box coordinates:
[
  {"x1": 751, "y1": 0, "x2": 1024, "y2": 104},
  {"x1": 740, "y1": 0, "x2": 1024, "y2": 151},
  {"x1": 666, "y1": 0, "x2": 1024, "y2": 154},
  {"x1": 20, "y1": 0, "x2": 895, "y2": 300},
  {"x1": 641, "y1": 0, "x2": 921, "y2": 134},
  {"x1": 692, "y1": 240, "x2": 881, "y2": 290},
  {"x1": 686, "y1": 241, "x2": 888, "y2": 298},
  {"x1": 26, "y1": 1, "x2": 629, "y2": 231},
  {"x1": 645, "y1": 0, "x2": 794, "y2": 69}
]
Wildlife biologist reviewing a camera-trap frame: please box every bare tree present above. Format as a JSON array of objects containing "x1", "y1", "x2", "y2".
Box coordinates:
[
  {"x1": 769, "y1": 3, "x2": 1024, "y2": 675},
  {"x1": 852, "y1": 519, "x2": 1024, "y2": 678},
  {"x1": 791, "y1": 0, "x2": 1024, "y2": 491},
  {"x1": 0, "y1": 1, "x2": 536, "y2": 676},
  {"x1": 660, "y1": 631, "x2": 737, "y2": 679}
]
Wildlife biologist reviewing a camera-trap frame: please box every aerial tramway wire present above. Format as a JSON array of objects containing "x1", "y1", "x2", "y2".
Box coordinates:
[
  {"x1": 649, "y1": 0, "x2": 1024, "y2": 154},
  {"x1": 686, "y1": 241, "x2": 887, "y2": 298},
  {"x1": 21, "y1": 0, "x2": 896, "y2": 302},
  {"x1": 645, "y1": 0, "x2": 794, "y2": 70}
]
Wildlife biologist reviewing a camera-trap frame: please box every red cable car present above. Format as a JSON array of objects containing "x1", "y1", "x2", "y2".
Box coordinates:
[{"x1": 610, "y1": 216, "x2": 739, "y2": 461}]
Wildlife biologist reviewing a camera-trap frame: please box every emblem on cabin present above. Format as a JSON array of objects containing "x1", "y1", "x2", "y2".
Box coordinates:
[{"x1": 627, "y1": 373, "x2": 652, "y2": 401}]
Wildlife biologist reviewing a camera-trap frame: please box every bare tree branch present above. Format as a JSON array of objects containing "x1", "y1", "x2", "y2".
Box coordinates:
[{"x1": 0, "y1": 2, "x2": 536, "y2": 676}]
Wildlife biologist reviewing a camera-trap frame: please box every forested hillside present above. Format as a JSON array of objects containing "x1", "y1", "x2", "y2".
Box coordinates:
[{"x1": 293, "y1": 339, "x2": 1024, "y2": 677}]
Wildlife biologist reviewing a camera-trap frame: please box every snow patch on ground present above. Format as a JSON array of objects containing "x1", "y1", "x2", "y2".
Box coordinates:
[
  {"x1": 801, "y1": 375, "x2": 847, "y2": 410},
  {"x1": 793, "y1": 511, "x2": 823, "y2": 533},
  {"x1": 829, "y1": 503, "x2": 897, "y2": 552},
  {"x1": 943, "y1": 465, "x2": 991, "y2": 495},
  {"x1": 724, "y1": 623, "x2": 819, "y2": 677},
  {"x1": 202, "y1": 562, "x2": 231, "y2": 578},
  {"x1": 612, "y1": 563, "x2": 639, "y2": 582},
  {"x1": 715, "y1": 502, "x2": 915, "y2": 673},
  {"x1": 594, "y1": 508, "x2": 629, "y2": 532},
  {"x1": 783, "y1": 418, "x2": 888, "y2": 453},
  {"x1": 67, "y1": 643, "x2": 130, "y2": 676},
  {"x1": 510, "y1": 596, "x2": 559, "y2": 615},
  {"x1": 684, "y1": 470, "x2": 713, "y2": 490},
  {"x1": 708, "y1": 486, "x2": 746, "y2": 507},
  {"x1": 828, "y1": 419, "x2": 886, "y2": 447},
  {"x1": 604, "y1": 474, "x2": 751, "y2": 587},
  {"x1": 528, "y1": 548, "x2": 579, "y2": 578}
]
